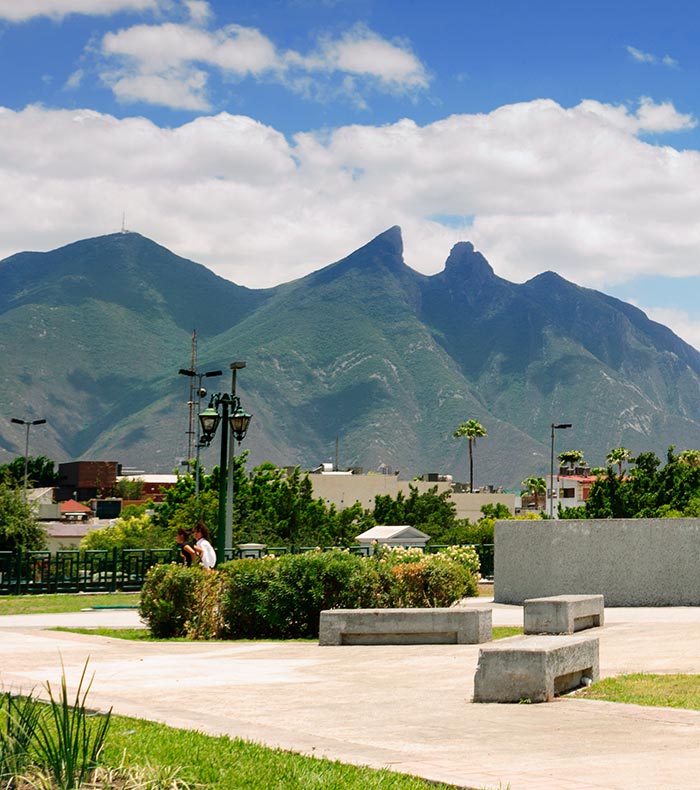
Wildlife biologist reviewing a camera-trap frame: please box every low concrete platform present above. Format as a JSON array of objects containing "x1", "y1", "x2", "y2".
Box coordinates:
[
  {"x1": 524, "y1": 594, "x2": 604, "y2": 634},
  {"x1": 473, "y1": 633, "x2": 600, "y2": 703},
  {"x1": 319, "y1": 607, "x2": 492, "y2": 645}
]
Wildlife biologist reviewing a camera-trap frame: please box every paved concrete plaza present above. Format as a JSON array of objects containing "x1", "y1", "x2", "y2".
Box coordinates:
[{"x1": 1, "y1": 600, "x2": 700, "y2": 789}]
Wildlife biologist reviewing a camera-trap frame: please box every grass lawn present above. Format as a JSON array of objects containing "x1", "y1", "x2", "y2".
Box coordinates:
[
  {"x1": 0, "y1": 592, "x2": 139, "y2": 616},
  {"x1": 102, "y1": 714, "x2": 458, "y2": 790},
  {"x1": 54, "y1": 625, "x2": 524, "y2": 641},
  {"x1": 576, "y1": 673, "x2": 700, "y2": 710}
]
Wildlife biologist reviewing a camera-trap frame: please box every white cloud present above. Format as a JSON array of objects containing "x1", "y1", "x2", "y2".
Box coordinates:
[
  {"x1": 626, "y1": 45, "x2": 678, "y2": 68},
  {"x1": 641, "y1": 306, "x2": 700, "y2": 351},
  {"x1": 301, "y1": 24, "x2": 429, "y2": 90},
  {"x1": 97, "y1": 19, "x2": 429, "y2": 110},
  {"x1": 1, "y1": 96, "x2": 700, "y2": 355},
  {"x1": 185, "y1": 0, "x2": 210, "y2": 26},
  {"x1": 0, "y1": 0, "x2": 163, "y2": 21}
]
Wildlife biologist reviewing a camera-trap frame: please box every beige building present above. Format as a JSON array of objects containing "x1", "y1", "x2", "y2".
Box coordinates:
[{"x1": 306, "y1": 472, "x2": 516, "y2": 522}]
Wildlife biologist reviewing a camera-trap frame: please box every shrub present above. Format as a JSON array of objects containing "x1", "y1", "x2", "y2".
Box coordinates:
[
  {"x1": 219, "y1": 558, "x2": 279, "y2": 639},
  {"x1": 142, "y1": 546, "x2": 479, "y2": 640},
  {"x1": 263, "y1": 550, "x2": 369, "y2": 638},
  {"x1": 139, "y1": 564, "x2": 201, "y2": 638},
  {"x1": 183, "y1": 569, "x2": 225, "y2": 640}
]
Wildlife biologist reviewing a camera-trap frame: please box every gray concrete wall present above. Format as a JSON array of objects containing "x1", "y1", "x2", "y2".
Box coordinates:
[
  {"x1": 494, "y1": 518, "x2": 700, "y2": 606},
  {"x1": 308, "y1": 475, "x2": 516, "y2": 523}
]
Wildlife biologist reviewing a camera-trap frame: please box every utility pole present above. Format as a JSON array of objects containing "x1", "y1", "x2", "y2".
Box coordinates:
[{"x1": 226, "y1": 362, "x2": 246, "y2": 555}]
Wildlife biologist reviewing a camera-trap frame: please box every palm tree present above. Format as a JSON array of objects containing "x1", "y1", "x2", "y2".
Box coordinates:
[
  {"x1": 453, "y1": 420, "x2": 487, "y2": 492},
  {"x1": 606, "y1": 447, "x2": 631, "y2": 478},
  {"x1": 558, "y1": 449, "x2": 584, "y2": 473},
  {"x1": 521, "y1": 476, "x2": 546, "y2": 509}
]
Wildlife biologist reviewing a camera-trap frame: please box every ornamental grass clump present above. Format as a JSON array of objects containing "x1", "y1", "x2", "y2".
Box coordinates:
[
  {"x1": 31, "y1": 660, "x2": 112, "y2": 790},
  {"x1": 0, "y1": 690, "x2": 42, "y2": 783},
  {"x1": 0, "y1": 660, "x2": 113, "y2": 790}
]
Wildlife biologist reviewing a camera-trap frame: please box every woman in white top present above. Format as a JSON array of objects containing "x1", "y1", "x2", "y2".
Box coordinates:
[{"x1": 192, "y1": 521, "x2": 217, "y2": 569}]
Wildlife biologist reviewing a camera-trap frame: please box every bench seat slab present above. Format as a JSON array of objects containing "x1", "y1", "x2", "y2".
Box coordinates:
[{"x1": 473, "y1": 634, "x2": 599, "y2": 703}]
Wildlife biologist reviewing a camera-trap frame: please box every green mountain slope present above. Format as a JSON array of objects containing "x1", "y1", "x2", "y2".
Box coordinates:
[{"x1": 2, "y1": 227, "x2": 700, "y2": 488}]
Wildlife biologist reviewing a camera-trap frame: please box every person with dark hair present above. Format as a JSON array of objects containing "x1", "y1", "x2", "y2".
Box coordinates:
[
  {"x1": 193, "y1": 521, "x2": 216, "y2": 569},
  {"x1": 175, "y1": 528, "x2": 196, "y2": 566}
]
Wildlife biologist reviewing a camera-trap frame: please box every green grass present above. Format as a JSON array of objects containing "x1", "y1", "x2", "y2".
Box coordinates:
[
  {"x1": 0, "y1": 592, "x2": 139, "y2": 616},
  {"x1": 103, "y1": 715, "x2": 460, "y2": 790},
  {"x1": 492, "y1": 626, "x2": 522, "y2": 640},
  {"x1": 54, "y1": 625, "x2": 523, "y2": 643},
  {"x1": 576, "y1": 673, "x2": 700, "y2": 710}
]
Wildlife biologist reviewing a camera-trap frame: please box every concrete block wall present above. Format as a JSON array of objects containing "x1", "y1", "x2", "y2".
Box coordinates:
[{"x1": 494, "y1": 518, "x2": 700, "y2": 606}]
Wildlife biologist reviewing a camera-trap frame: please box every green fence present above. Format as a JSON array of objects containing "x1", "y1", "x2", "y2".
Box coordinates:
[
  {"x1": 0, "y1": 543, "x2": 495, "y2": 596},
  {"x1": 0, "y1": 548, "x2": 177, "y2": 596}
]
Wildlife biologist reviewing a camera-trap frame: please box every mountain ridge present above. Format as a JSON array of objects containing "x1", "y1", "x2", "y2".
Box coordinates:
[{"x1": 2, "y1": 227, "x2": 700, "y2": 487}]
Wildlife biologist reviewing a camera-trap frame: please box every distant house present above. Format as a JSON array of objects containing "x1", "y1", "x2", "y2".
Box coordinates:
[
  {"x1": 43, "y1": 521, "x2": 92, "y2": 551},
  {"x1": 60, "y1": 499, "x2": 92, "y2": 521},
  {"x1": 355, "y1": 525, "x2": 431, "y2": 554},
  {"x1": 56, "y1": 461, "x2": 119, "y2": 501},
  {"x1": 27, "y1": 488, "x2": 61, "y2": 520},
  {"x1": 546, "y1": 469, "x2": 597, "y2": 515}
]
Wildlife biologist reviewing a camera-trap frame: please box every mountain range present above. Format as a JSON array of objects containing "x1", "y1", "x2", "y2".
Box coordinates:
[{"x1": 2, "y1": 226, "x2": 700, "y2": 489}]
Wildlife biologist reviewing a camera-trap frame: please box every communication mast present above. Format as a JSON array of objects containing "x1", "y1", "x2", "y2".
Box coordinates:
[{"x1": 184, "y1": 331, "x2": 197, "y2": 462}]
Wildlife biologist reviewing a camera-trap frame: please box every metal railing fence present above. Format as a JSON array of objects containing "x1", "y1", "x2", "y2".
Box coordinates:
[
  {"x1": 0, "y1": 548, "x2": 178, "y2": 596},
  {"x1": 0, "y1": 543, "x2": 494, "y2": 595}
]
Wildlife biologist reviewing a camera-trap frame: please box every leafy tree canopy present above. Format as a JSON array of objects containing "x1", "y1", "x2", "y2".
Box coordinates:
[
  {"x1": 575, "y1": 446, "x2": 700, "y2": 519},
  {"x1": 0, "y1": 456, "x2": 59, "y2": 489},
  {"x1": 0, "y1": 484, "x2": 47, "y2": 551}
]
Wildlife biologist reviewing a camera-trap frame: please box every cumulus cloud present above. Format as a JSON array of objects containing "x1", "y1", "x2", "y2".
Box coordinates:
[
  {"x1": 1, "y1": 96, "x2": 699, "y2": 347},
  {"x1": 98, "y1": 19, "x2": 429, "y2": 109},
  {"x1": 626, "y1": 45, "x2": 678, "y2": 68},
  {"x1": 641, "y1": 306, "x2": 700, "y2": 352},
  {"x1": 0, "y1": 0, "x2": 163, "y2": 21}
]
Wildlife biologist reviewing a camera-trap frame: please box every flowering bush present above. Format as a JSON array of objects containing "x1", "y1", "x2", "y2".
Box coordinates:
[{"x1": 140, "y1": 544, "x2": 480, "y2": 640}]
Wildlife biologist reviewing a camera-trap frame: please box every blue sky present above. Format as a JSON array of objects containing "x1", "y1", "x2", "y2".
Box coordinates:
[{"x1": 1, "y1": 0, "x2": 700, "y2": 346}]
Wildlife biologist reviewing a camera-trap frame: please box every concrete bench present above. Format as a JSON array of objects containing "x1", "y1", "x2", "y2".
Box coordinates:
[
  {"x1": 473, "y1": 634, "x2": 599, "y2": 703},
  {"x1": 524, "y1": 594, "x2": 604, "y2": 634},
  {"x1": 318, "y1": 607, "x2": 492, "y2": 646}
]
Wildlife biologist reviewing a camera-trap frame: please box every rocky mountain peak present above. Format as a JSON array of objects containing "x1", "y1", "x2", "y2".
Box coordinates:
[{"x1": 443, "y1": 241, "x2": 495, "y2": 282}]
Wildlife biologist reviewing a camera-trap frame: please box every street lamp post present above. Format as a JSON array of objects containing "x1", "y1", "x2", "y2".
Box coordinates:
[
  {"x1": 198, "y1": 388, "x2": 252, "y2": 562},
  {"x1": 10, "y1": 417, "x2": 47, "y2": 501},
  {"x1": 549, "y1": 422, "x2": 572, "y2": 518},
  {"x1": 226, "y1": 362, "x2": 246, "y2": 551}
]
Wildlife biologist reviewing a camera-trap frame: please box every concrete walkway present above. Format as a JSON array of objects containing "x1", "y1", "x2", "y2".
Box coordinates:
[{"x1": 2, "y1": 601, "x2": 700, "y2": 790}]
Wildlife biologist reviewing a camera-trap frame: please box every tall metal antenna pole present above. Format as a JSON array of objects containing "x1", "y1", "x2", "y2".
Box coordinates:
[{"x1": 187, "y1": 331, "x2": 197, "y2": 462}]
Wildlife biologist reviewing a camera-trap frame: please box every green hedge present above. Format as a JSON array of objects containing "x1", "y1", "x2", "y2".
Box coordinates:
[{"x1": 139, "y1": 546, "x2": 480, "y2": 640}]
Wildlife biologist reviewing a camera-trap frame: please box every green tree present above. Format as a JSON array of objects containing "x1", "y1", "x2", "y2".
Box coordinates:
[
  {"x1": 0, "y1": 455, "x2": 58, "y2": 489},
  {"x1": 606, "y1": 447, "x2": 631, "y2": 478},
  {"x1": 678, "y1": 449, "x2": 700, "y2": 468},
  {"x1": 0, "y1": 484, "x2": 47, "y2": 550},
  {"x1": 521, "y1": 476, "x2": 546, "y2": 509},
  {"x1": 453, "y1": 420, "x2": 487, "y2": 492},
  {"x1": 81, "y1": 514, "x2": 171, "y2": 551},
  {"x1": 114, "y1": 477, "x2": 145, "y2": 500},
  {"x1": 480, "y1": 502, "x2": 512, "y2": 520}
]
